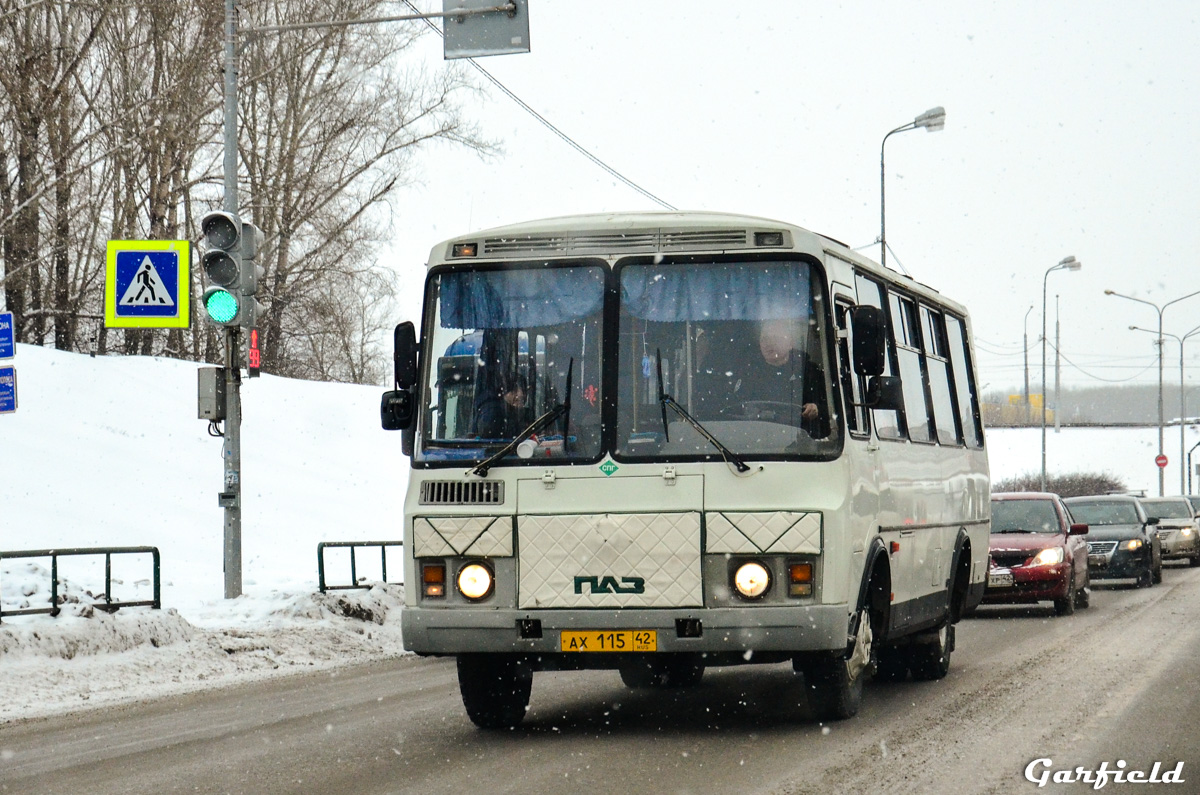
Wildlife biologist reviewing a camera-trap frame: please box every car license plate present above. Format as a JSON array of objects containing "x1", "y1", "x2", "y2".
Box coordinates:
[
  {"x1": 988, "y1": 572, "x2": 1014, "y2": 588},
  {"x1": 560, "y1": 630, "x2": 657, "y2": 652},
  {"x1": 1088, "y1": 555, "x2": 1106, "y2": 567}
]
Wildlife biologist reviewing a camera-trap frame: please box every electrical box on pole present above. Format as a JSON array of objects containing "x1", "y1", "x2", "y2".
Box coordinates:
[{"x1": 198, "y1": 367, "x2": 227, "y2": 420}]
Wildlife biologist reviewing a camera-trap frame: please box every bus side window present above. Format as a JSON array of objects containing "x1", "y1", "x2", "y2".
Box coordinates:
[
  {"x1": 945, "y1": 315, "x2": 983, "y2": 447},
  {"x1": 920, "y1": 305, "x2": 962, "y2": 445},
  {"x1": 889, "y1": 292, "x2": 933, "y2": 443},
  {"x1": 835, "y1": 301, "x2": 867, "y2": 435},
  {"x1": 855, "y1": 273, "x2": 903, "y2": 439}
]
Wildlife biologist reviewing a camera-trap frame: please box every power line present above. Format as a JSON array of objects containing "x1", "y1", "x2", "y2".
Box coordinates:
[{"x1": 402, "y1": 1, "x2": 677, "y2": 210}]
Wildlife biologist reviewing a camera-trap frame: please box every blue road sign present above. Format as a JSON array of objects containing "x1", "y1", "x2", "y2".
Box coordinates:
[
  {"x1": 0, "y1": 365, "x2": 15, "y2": 413},
  {"x1": 104, "y1": 240, "x2": 190, "y2": 329},
  {"x1": 114, "y1": 250, "x2": 180, "y2": 317},
  {"x1": 0, "y1": 311, "x2": 13, "y2": 359}
]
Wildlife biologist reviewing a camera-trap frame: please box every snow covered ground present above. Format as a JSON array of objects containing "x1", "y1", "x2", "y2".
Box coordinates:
[{"x1": 1, "y1": 344, "x2": 1195, "y2": 726}]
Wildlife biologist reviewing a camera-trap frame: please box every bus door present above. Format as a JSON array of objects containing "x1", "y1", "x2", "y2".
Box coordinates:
[{"x1": 831, "y1": 283, "x2": 881, "y2": 573}]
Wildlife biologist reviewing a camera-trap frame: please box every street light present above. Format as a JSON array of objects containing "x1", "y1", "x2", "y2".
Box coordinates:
[
  {"x1": 1105, "y1": 287, "x2": 1200, "y2": 495},
  {"x1": 1041, "y1": 256, "x2": 1081, "y2": 491},
  {"x1": 1023, "y1": 305, "x2": 1034, "y2": 410},
  {"x1": 1129, "y1": 322, "x2": 1200, "y2": 493},
  {"x1": 880, "y1": 106, "x2": 945, "y2": 269}
]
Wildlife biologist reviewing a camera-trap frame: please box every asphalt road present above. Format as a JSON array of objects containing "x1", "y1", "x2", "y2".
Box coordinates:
[{"x1": 3, "y1": 565, "x2": 1199, "y2": 795}]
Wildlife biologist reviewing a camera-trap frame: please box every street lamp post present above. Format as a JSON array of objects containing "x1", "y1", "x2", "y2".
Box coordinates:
[
  {"x1": 1041, "y1": 256, "x2": 1081, "y2": 491},
  {"x1": 1024, "y1": 305, "x2": 1034, "y2": 411},
  {"x1": 1129, "y1": 322, "x2": 1200, "y2": 493},
  {"x1": 880, "y1": 106, "x2": 945, "y2": 269},
  {"x1": 1105, "y1": 288, "x2": 1200, "y2": 496}
]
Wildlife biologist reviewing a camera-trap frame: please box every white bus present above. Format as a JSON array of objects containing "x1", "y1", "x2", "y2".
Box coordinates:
[{"x1": 381, "y1": 211, "x2": 990, "y2": 728}]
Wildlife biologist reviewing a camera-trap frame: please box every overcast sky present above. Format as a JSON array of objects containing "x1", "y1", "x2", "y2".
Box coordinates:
[{"x1": 385, "y1": 1, "x2": 1200, "y2": 396}]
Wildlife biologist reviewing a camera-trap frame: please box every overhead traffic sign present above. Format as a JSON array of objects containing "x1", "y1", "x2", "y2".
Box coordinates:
[
  {"x1": 442, "y1": 0, "x2": 529, "y2": 59},
  {"x1": 0, "y1": 365, "x2": 15, "y2": 413},
  {"x1": 105, "y1": 240, "x2": 190, "y2": 328},
  {"x1": 0, "y1": 311, "x2": 13, "y2": 359}
]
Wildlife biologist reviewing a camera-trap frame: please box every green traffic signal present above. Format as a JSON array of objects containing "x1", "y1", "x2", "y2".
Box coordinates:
[{"x1": 204, "y1": 287, "x2": 239, "y2": 324}]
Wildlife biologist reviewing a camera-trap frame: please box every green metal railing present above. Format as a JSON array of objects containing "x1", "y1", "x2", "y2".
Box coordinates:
[
  {"x1": 317, "y1": 541, "x2": 403, "y2": 593},
  {"x1": 0, "y1": 546, "x2": 161, "y2": 623}
]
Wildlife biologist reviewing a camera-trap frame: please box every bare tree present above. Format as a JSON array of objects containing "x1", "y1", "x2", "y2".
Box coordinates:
[{"x1": 237, "y1": 0, "x2": 493, "y2": 379}]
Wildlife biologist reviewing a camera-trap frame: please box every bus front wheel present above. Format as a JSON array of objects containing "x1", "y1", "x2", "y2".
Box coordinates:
[
  {"x1": 457, "y1": 654, "x2": 532, "y2": 730},
  {"x1": 797, "y1": 608, "x2": 871, "y2": 721}
]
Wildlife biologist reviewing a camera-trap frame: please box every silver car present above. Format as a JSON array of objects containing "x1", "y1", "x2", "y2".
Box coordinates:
[{"x1": 1139, "y1": 497, "x2": 1200, "y2": 566}]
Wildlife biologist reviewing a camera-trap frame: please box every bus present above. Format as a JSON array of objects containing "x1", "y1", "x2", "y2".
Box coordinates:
[{"x1": 381, "y1": 211, "x2": 989, "y2": 728}]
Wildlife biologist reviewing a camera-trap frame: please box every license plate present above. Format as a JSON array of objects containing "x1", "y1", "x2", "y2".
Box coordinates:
[
  {"x1": 988, "y1": 572, "x2": 1014, "y2": 588},
  {"x1": 560, "y1": 630, "x2": 657, "y2": 652},
  {"x1": 1088, "y1": 555, "x2": 1106, "y2": 567}
]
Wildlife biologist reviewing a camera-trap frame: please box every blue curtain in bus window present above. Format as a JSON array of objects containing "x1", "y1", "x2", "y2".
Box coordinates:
[
  {"x1": 621, "y1": 262, "x2": 811, "y2": 322},
  {"x1": 439, "y1": 267, "x2": 604, "y2": 329}
]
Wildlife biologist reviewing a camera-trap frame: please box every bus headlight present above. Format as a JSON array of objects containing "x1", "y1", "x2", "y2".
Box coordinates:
[
  {"x1": 457, "y1": 562, "x2": 494, "y2": 600},
  {"x1": 733, "y1": 561, "x2": 771, "y2": 599}
]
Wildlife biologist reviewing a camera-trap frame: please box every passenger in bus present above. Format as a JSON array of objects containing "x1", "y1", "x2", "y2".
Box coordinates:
[{"x1": 474, "y1": 376, "x2": 529, "y2": 439}]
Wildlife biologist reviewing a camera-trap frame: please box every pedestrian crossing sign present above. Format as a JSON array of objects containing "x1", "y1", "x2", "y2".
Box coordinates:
[{"x1": 105, "y1": 240, "x2": 190, "y2": 328}]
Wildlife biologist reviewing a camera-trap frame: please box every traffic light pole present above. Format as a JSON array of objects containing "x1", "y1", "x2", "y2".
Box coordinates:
[{"x1": 222, "y1": 0, "x2": 242, "y2": 599}]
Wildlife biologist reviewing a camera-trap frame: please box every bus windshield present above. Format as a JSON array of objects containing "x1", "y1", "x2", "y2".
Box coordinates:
[
  {"x1": 615, "y1": 259, "x2": 838, "y2": 459},
  {"x1": 416, "y1": 264, "x2": 606, "y2": 464}
]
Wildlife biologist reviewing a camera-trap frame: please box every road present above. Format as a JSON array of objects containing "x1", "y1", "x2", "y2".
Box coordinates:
[{"x1": 3, "y1": 565, "x2": 1199, "y2": 795}]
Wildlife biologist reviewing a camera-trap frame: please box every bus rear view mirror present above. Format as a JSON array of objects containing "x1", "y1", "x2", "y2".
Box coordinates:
[
  {"x1": 381, "y1": 389, "x2": 414, "y2": 431},
  {"x1": 850, "y1": 306, "x2": 887, "y2": 376},
  {"x1": 866, "y1": 375, "x2": 903, "y2": 411},
  {"x1": 394, "y1": 322, "x2": 418, "y2": 388}
]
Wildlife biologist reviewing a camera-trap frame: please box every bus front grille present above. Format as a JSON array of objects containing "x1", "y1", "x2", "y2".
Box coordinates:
[{"x1": 419, "y1": 480, "x2": 505, "y2": 505}]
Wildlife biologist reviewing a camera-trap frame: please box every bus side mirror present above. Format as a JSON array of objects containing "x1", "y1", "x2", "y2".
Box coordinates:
[
  {"x1": 866, "y1": 375, "x2": 903, "y2": 411},
  {"x1": 381, "y1": 390, "x2": 414, "y2": 431},
  {"x1": 850, "y1": 306, "x2": 887, "y2": 376},
  {"x1": 394, "y1": 322, "x2": 418, "y2": 389}
]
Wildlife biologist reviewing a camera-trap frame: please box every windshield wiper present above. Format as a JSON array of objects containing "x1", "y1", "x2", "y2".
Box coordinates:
[
  {"x1": 656, "y1": 348, "x2": 751, "y2": 474},
  {"x1": 469, "y1": 359, "x2": 573, "y2": 478}
]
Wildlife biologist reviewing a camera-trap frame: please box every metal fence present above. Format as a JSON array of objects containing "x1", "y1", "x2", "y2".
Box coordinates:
[
  {"x1": 0, "y1": 546, "x2": 161, "y2": 623},
  {"x1": 317, "y1": 541, "x2": 403, "y2": 593}
]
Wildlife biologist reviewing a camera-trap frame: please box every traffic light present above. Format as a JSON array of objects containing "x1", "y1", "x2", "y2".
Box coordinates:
[
  {"x1": 200, "y1": 211, "x2": 265, "y2": 329},
  {"x1": 201, "y1": 210, "x2": 243, "y2": 327},
  {"x1": 238, "y1": 222, "x2": 265, "y2": 330}
]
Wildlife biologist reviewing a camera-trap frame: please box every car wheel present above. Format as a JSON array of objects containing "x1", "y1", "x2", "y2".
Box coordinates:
[
  {"x1": 457, "y1": 654, "x2": 533, "y2": 730},
  {"x1": 1136, "y1": 565, "x2": 1153, "y2": 588},
  {"x1": 909, "y1": 623, "x2": 954, "y2": 681},
  {"x1": 1153, "y1": 561, "x2": 1163, "y2": 584},
  {"x1": 1076, "y1": 584, "x2": 1090, "y2": 609},
  {"x1": 1054, "y1": 576, "x2": 1077, "y2": 616},
  {"x1": 1190, "y1": 555, "x2": 1200, "y2": 568}
]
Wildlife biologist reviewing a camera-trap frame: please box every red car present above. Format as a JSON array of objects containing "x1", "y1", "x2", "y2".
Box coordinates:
[{"x1": 982, "y1": 492, "x2": 1090, "y2": 615}]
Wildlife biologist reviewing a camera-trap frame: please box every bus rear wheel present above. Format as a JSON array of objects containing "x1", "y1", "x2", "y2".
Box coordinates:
[
  {"x1": 909, "y1": 623, "x2": 954, "y2": 681},
  {"x1": 457, "y1": 654, "x2": 532, "y2": 730}
]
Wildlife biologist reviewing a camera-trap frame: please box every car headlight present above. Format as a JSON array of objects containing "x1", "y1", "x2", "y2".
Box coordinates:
[
  {"x1": 1030, "y1": 547, "x2": 1065, "y2": 566},
  {"x1": 457, "y1": 562, "x2": 494, "y2": 600},
  {"x1": 1182, "y1": 527, "x2": 1195, "y2": 537},
  {"x1": 1120, "y1": 539, "x2": 1143, "y2": 551},
  {"x1": 733, "y1": 561, "x2": 771, "y2": 598}
]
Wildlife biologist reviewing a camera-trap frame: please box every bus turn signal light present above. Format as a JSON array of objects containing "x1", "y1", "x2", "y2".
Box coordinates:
[
  {"x1": 788, "y1": 562, "x2": 813, "y2": 597},
  {"x1": 422, "y1": 563, "x2": 446, "y2": 598}
]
